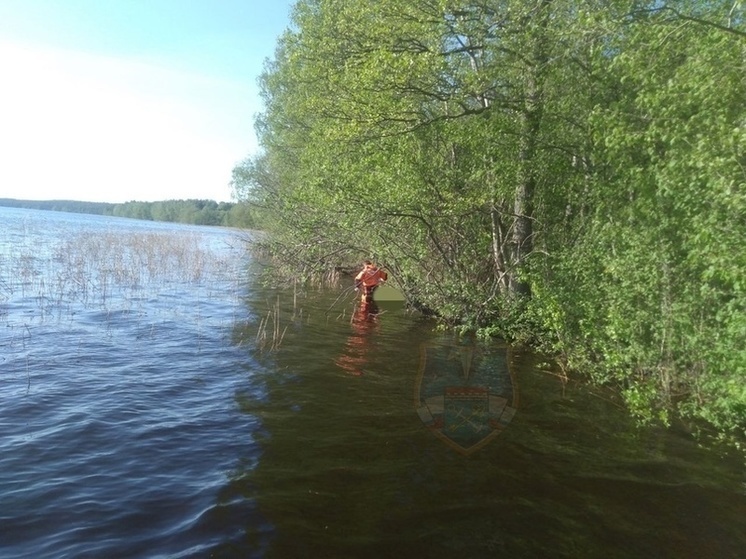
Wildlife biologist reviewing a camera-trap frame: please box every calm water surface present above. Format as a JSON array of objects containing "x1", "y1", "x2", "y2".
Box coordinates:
[{"x1": 1, "y1": 207, "x2": 744, "y2": 558}]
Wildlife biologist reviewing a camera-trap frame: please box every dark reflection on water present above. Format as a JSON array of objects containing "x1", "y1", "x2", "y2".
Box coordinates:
[
  {"x1": 225, "y1": 281, "x2": 746, "y2": 559},
  {"x1": 2, "y1": 208, "x2": 745, "y2": 558}
]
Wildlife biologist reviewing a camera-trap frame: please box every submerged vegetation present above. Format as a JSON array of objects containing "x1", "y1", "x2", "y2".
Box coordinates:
[{"x1": 232, "y1": 1, "x2": 746, "y2": 449}]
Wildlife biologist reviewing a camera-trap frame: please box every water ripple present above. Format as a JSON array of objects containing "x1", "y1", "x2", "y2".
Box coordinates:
[{"x1": 0, "y1": 208, "x2": 265, "y2": 559}]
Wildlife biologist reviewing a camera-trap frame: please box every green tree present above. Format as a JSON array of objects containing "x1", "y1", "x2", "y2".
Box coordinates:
[
  {"x1": 237, "y1": 0, "x2": 602, "y2": 320},
  {"x1": 538, "y1": 3, "x2": 746, "y2": 441},
  {"x1": 235, "y1": 0, "x2": 746, "y2": 446}
]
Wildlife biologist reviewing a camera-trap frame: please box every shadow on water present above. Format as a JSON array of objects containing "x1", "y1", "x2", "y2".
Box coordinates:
[{"x1": 219, "y1": 279, "x2": 746, "y2": 559}]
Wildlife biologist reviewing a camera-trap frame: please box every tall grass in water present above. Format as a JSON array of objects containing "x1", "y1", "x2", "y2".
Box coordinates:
[
  {"x1": 0, "y1": 223, "x2": 298, "y2": 356},
  {"x1": 0, "y1": 229, "x2": 235, "y2": 321},
  {"x1": 245, "y1": 279, "x2": 313, "y2": 354},
  {"x1": 254, "y1": 296, "x2": 289, "y2": 353}
]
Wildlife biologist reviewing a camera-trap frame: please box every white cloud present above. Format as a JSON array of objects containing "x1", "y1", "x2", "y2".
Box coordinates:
[{"x1": 0, "y1": 41, "x2": 258, "y2": 202}]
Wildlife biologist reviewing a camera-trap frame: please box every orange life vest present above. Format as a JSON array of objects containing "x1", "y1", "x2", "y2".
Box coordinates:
[{"x1": 355, "y1": 266, "x2": 387, "y2": 288}]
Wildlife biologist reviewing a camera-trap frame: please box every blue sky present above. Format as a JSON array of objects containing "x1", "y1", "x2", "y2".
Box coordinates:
[{"x1": 0, "y1": 0, "x2": 296, "y2": 203}]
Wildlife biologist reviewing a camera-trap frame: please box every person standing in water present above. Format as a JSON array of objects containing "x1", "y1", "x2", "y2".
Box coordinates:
[{"x1": 354, "y1": 260, "x2": 387, "y2": 303}]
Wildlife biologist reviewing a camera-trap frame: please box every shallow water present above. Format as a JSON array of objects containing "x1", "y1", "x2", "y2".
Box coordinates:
[
  {"x1": 1, "y1": 207, "x2": 745, "y2": 558},
  {"x1": 1, "y1": 208, "x2": 262, "y2": 557}
]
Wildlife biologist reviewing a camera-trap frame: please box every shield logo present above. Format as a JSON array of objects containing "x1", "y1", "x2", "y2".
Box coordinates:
[{"x1": 414, "y1": 340, "x2": 518, "y2": 454}]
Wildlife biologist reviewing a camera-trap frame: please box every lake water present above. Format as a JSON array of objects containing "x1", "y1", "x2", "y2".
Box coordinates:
[{"x1": 1, "y1": 207, "x2": 744, "y2": 558}]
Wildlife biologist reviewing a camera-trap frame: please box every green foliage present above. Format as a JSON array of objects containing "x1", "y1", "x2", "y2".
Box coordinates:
[
  {"x1": 111, "y1": 199, "x2": 255, "y2": 228},
  {"x1": 534, "y1": 9, "x2": 746, "y2": 445},
  {"x1": 235, "y1": 0, "x2": 746, "y2": 450}
]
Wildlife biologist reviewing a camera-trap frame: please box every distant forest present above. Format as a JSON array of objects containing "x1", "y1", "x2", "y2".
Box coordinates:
[{"x1": 0, "y1": 198, "x2": 255, "y2": 228}]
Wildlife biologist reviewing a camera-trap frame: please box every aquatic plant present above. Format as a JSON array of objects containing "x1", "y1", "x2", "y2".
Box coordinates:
[{"x1": 0, "y1": 226, "x2": 238, "y2": 322}]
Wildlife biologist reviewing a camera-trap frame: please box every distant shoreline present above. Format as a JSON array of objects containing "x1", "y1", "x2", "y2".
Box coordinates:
[{"x1": 0, "y1": 197, "x2": 253, "y2": 228}]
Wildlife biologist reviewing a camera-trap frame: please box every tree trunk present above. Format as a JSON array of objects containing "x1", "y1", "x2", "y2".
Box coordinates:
[{"x1": 510, "y1": 0, "x2": 551, "y2": 297}]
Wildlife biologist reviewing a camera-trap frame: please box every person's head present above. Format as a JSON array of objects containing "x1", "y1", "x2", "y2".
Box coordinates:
[{"x1": 363, "y1": 260, "x2": 373, "y2": 267}]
